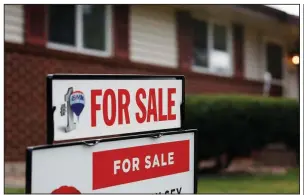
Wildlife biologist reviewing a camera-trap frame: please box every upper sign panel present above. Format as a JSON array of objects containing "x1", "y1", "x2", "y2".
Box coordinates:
[{"x1": 47, "y1": 74, "x2": 184, "y2": 143}]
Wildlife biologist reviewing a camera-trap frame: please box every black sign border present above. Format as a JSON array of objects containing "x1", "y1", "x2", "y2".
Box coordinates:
[
  {"x1": 46, "y1": 74, "x2": 185, "y2": 144},
  {"x1": 26, "y1": 129, "x2": 198, "y2": 194}
]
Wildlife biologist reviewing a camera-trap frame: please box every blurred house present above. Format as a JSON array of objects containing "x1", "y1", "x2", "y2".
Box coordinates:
[{"x1": 4, "y1": 5, "x2": 299, "y2": 169}]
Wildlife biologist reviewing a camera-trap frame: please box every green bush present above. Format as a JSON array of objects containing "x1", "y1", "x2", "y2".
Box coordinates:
[{"x1": 184, "y1": 95, "x2": 299, "y2": 160}]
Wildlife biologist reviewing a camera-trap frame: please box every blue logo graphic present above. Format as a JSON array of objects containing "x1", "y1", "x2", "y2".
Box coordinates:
[{"x1": 70, "y1": 91, "x2": 85, "y2": 121}]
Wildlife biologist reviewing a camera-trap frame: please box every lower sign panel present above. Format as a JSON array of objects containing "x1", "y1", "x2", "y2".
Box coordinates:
[
  {"x1": 27, "y1": 130, "x2": 196, "y2": 193},
  {"x1": 93, "y1": 140, "x2": 190, "y2": 190}
]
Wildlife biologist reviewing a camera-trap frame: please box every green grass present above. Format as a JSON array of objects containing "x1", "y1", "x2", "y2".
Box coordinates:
[
  {"x1": 4, "y1": 188, "x2": 25, "y2": 194},
  {"x1": 198, "y1": 168, "x2": 300, "y2": 193},
  {"x1": 5, "y1": 169, "x2": 299, "y2": 194}
]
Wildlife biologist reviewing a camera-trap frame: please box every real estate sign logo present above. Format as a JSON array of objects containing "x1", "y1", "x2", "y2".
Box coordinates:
[{"x1": 60, "y1": 87, "x2": 85, "y2": 133}]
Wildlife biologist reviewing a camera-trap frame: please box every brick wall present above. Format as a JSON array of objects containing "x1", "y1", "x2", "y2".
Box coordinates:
[{"x1": 5, "y1": 43, "x2": 281, "y2": 162}]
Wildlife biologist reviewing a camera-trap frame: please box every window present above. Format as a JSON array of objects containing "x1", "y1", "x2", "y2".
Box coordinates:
[
  {"x1": 49, "y1": 5, "x2": 75, "y2": 46},
  {"x1": 213, "y1": 24, "x2": 227, "y2": 51},
  {"x1": 193, "y1": 20, "x2": 208, "y2": 68},
  {"x1": 266, "y1": 42, "x2": 283, "y2": 80},
  {"x1": 82, "y1": 5, "x2": 106, "y2": 51},
  {"x1": 193, "y1": 18, "x2": 232, "y2": 76},
  {"x1": 48, "y1": 5, "x2": 111, "y2": 56}
]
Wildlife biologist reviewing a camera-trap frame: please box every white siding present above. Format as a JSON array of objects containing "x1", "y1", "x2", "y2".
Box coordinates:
[
  {"x1": 5, "y1": 5, "x2": 24, "y2": 44},
  {"x1": 130, "y1": 5, "x2": 178, "y2": 68},
  {"x1": 244, "y1": 26, "x2": 299, "y2": 99},
  {"x1": 284, "y1": 71, "x2": 298, "y2": 99},
  {"x1": 244, "y1": 27, "x2": 265, "y2": 81}
]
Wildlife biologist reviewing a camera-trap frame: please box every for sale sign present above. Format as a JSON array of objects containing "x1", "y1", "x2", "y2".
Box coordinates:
[
  {"x1": 47, "y1": 75, "x2": 184, "y2": 143},
  {"x1": 26, "y1": 130, "x2": 197, "y2": 193}
]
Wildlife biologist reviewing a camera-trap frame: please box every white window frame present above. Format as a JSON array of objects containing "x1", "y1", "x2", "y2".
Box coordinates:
[
  {"x1": 47, "y1": 5, "x2": 113, "y2": 57},
  {"x1": 192, "y1": 17, "x2": 233, "y2": 77},
  {"x1": 262, "y1": 36, "x2": 286, "y2": 86}
]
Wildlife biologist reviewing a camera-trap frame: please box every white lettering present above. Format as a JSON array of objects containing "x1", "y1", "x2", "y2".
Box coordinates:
[
  {"x1": 122, "y1": 159, "x2": 131, "y2": 173},
  {"x1": 168, "y1": 152, "x2": 174, "y2": 165},
  {"x1": 132, "y1": 157, "x2": 140, "y2": 171},
  {"x1": 152, "y1": 154, "x2": 160, "y2": 168},
  {"x1": 161, "y1": 153, "x2": 167, "y2": 166},
  {"x1": 145, "y1": 152, "x2": 175, "y2": 170},
  {"x1": 113, "y1": 160, "x2": 121, "y2": 175},
  {"x1": 145, "y1": 155, "x2": 151, "y2": 169}
]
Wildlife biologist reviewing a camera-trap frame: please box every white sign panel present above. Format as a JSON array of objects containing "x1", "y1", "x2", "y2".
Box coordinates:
[
  {"x1": 47, "y1": 75, "x2": 184, "y2": 143},
  {"x1": 26, "y1": 130, "x2": 196, "y2": 194}
]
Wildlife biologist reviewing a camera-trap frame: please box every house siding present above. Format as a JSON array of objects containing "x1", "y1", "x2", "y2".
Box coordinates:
[
  {"x1": 130, "y1": 5, "x2": 178, "y2": 68},
  {"x1": 4, "y1": 5, "x2": 24, "y2": 44},
  {"x1": 284, "y1": 70, "x2": 299, "y2": 99},
  {"x1": 244, "y1": 27, "x2": 264, "y2": 81},
  {"x1": 244, "y1": 26, "x2": 298, "y2": 99}
]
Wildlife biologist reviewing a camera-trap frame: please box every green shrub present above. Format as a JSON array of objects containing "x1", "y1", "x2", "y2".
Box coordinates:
[{"x1": 184, "y1": 95, "x2": 299, "y2": 160}]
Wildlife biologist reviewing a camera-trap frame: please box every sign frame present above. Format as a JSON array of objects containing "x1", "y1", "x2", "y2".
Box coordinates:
[
  {"x1": 46, "y1": 74, "x2": 185, "y2": 144},
  {"x1": 26, "y1": 129, "x2": 198, "y2": 194}
]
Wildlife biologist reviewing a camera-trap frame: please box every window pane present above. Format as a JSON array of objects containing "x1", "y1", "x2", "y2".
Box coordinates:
[
  {"x1": 48, "y1": 5, "x2": 75, "y2": 45},
  {"x1": 213, "y1": 24, "x2": 227, "y2": 51},
  {"x1": 193, "y1": 20, "x2": 208, "y2": 67},
  {"x1": 82, "y1": 5, "x2": 106, "y2": 51},
  {"x1": 267, "y1": 43, "x2": 283, "y2": 80},
  {"x1": 194, "y1": 48, "x2": 208, "y2": 68}
]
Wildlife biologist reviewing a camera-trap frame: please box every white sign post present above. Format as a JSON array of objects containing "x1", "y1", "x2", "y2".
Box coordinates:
[
  {"x1": 47, "y1": 75, "x2": 185, "y2": 144},
  {"x1": 26, "y1": 130, "x2": 197, "y2": 194}
]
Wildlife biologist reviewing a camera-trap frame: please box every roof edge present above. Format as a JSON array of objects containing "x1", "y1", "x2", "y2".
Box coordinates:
[{"x1": 236, "y1": 5, "x2": 299, "y2": 25}]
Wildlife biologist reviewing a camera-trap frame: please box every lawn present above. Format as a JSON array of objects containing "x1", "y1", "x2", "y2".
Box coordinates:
[
  {"x1": 4, "y1": 188, "x2": 25, "y2": 194},
  {"x1": 198, "y1": 168, "x2": 299, "y2": 193},
  {"x1": 5, "y1": 169, "x2": 299, "y2": 194}
]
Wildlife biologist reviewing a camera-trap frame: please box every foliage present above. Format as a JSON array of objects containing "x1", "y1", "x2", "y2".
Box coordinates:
[{"x1": 185, "y1": 95, "x2": 299, "y2": 159}]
